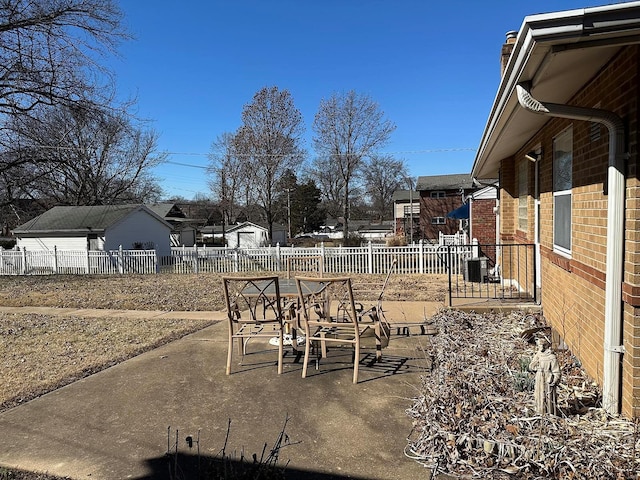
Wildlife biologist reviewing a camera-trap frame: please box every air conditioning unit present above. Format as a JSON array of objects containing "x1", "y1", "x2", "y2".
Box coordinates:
[{"x1": 464, "y1": 257, "x2": 488, "y2": 283}]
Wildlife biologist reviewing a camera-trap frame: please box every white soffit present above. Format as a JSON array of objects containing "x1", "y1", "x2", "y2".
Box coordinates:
[{"x1": 472, "y1": 2, "x2": 640, "y2": 179}]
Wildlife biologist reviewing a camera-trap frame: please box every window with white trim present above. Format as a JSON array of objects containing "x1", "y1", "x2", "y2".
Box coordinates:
[
  {"x1": 518, "y1": 159, "x2": 528, "y2": 231},
  {"x1": 430, "y1": 191, "x2": 445, "y2": 198},
  {"x1": 431, "y1": 216, "x2": 445, "y2": 225},
  {"x1": 403, "y1": 204, "x2": 419, "y2": 217},
  {"x1": 553, "y1": 127, "x2": 572, "y2": 254}
]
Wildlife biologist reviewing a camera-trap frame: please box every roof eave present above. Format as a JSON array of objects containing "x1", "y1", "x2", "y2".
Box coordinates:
[
  {"x1": 13, "y1": 228, "x2": 106, "y2": 235},
  {"x1": 472, "y1": 2, "x2": 640, "y2": 179}
]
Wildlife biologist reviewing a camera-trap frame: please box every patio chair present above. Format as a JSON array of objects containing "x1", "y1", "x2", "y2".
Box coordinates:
[
  {"x1": 286, "y1": 255, "x2": 324, "y2": 280},
  {"x1": 350, "y1": 258, "x2": 397, "y2": 348},
  {"x1": 222, "y1": 275, "x2": 285, "y2": 375},
  {"x1": 295, "y1": 276, "x2": 387, "y2": 384}
]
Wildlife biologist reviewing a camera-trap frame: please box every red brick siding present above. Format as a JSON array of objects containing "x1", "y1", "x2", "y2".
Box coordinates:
[
  {"x1": 500, "y1": 45, "x2": 639, "y2": 416},
  {"x1": 470, "y1": 198, "x2": 496, "y2": 245},
  {"x1": 419, "y1": 190, "x2": 465, "y2": 241}
]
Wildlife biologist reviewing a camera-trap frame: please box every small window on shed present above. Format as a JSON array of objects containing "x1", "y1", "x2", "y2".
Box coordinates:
[
  {"x1": 431, "y1": 217, "x2": 445, "y2": 225},
  {"x1": 430, "y1": 191, "x2": 445, "y2": 199}
]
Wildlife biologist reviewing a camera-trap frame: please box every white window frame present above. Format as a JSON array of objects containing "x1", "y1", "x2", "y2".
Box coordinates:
[
  {"x1": 403, "y1": 204, "x2": 419, "y2": 217},
  {"x1": 430, "y1": 191, "x2": 445, "y2": 199},
  {"x1": 431, "y1": 216, "x2": 445, "y2": 225},
  {"x1": 518, "y1": 159, "x2": 528, "y2": 232},
  {"x1": 553, "y1": 127, "x2": 573, "y2": 256}
]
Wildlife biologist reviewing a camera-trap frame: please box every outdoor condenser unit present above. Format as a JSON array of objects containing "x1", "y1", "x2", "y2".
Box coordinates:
[{"x1": 464, "y1": 257, "x2": 488, "y2": 283}]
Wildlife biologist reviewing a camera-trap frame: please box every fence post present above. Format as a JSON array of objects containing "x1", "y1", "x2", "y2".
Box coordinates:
[
  {"x1": 154, "y1": 249, "x2": 159, "y2": 274},
  {"x1": 419, "y1": 240, "x2": 424, "y2": 274},
  {"x1": 447, "y1": 246, "x2": 453, "y2": 306},
  {"x1": 86, "y1": 249, "x2": 91, "y2": 274},
  {"x1": 233, "y1": 249, "x2": 239, "y2": 273},
  {"x1": 472, "y1": 238, "x2": 479, "y2": 257},
  {"x1": 21, "y1": 247, "x2": 27, "y2": 275},
  {"x1": 118, "y1": 245, "x2": 124, "y2": 274},
  {"x1": 367, "y1": 241, "x2": 373, "y2": 274},
  {"x1": 193, "y1": 244, "x2": 199, "y2": 274},
  {"x1": 53, "y1": 245, "x2": 59, "y2": 274},
  {"x1": 276, "y1": 243, "x2": 281, "y2": 273}
]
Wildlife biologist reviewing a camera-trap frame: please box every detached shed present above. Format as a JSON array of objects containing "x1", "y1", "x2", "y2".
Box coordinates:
[
  {"x1": 13, "y1": 205, "x2": 172, "y2": 257},
  {"x1": 226, "y1": 222, "x2": 269, "y2": 248}
]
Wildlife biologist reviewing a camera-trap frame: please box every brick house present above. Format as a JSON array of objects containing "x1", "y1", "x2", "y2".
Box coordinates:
[
  {"x1": 471, "y1": 2, "x2": 640, "y2": 416},
  {"x1": 468, "y1": 184, "x2": 498, "y2": 246},
  {"x1": 415, "y1": 174, "x2": 476, "y2": 241},
  {"x1": 392, "y1": 189, "x2": 419, "y2": 241}
]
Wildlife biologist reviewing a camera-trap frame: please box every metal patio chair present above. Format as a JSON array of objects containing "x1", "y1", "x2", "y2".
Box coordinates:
[
  {"x1": 295, "y1": 276, "x2": 388, "y2": 384},
  {"x1": 222, "y1": 275, "x2": 285, "y2": 375}
]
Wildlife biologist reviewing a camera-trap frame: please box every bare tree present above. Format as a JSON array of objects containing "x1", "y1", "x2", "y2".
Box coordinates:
[
  {"x1": 312, "y1": 90, "x2": 396, "y2": 238},
  {"x1": 0, "y1": 0, "x2": 127, "y2": 117},
  {"x1": 0, "y1": 0, "x2": 134, "y2": 210},
  {"x1": 234, "y1": 86, "x2": 305, "y2": 242},
  {"x1": 5, "y1": 102, "x2": 164, "y2": 205},
  {"x1": 363, "y1": 154, "x2": 409, "y2": 221},
  {"x1": 208, "y1": 132, "x2": 247, "y2": 241},
  {"x1": 304, "y1": 155, "x2": 344, "y2": 219}
]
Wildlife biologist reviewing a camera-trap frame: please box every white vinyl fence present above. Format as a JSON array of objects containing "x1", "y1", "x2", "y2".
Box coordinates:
[
  {"x1": 0, "y1": 241, "x2": 477, "y2": 276},
  {"x1": 0, "y1": 246, "x2": 158, "y2": 275}
]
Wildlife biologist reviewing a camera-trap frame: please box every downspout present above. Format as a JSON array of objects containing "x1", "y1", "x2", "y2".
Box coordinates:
[{"x1": 516, "y1": 84, "x2": 627, "y2": 415}]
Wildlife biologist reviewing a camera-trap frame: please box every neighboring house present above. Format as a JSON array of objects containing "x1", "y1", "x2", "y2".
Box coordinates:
[
  {"x1": 199, "y1": 225, "x2": 225, "y2": 245},
  {"x1": 353, "y1": 221, "x2": 394, "y2": 244},
  {"x1": 467, "y1": 184, "x2": 499, "y2": 246},
  {"x1": 315, "y1": 220, "x2": 393, "y2": 244},
  {"x1": 13, "y1": 204, "x2": 172, "y2": 257},
  {"x1": 392, "y1": 189, "x2": 420, "y2": 241},
  {"x1": 471, "y1": 2, "x2": 640, "y2": 416},
  {"x1": 415, "y1": 174, "x2": 478, "y2": 241},
  {"x1": 147, "y1": 203, "x2": 197, "y2": 247}
]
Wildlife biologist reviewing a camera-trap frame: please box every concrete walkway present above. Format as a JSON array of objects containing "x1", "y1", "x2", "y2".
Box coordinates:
[{"x1": 0, "y1": 302, "x2": 442, "y2": 480}]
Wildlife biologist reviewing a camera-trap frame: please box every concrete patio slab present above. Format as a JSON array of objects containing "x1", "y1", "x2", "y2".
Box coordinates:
[{"x1": 0, "y1": 302, "x2": 442, "y2": 479}]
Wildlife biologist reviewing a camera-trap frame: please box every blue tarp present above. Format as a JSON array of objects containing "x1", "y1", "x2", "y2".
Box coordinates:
[{"x1": 447, "y1": 203, "x2": 469, "y2": 220}]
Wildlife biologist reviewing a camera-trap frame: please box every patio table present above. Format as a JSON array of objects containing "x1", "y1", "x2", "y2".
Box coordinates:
[{"x1": 240, "y1": 277, "x2": 307, "y2": 353}]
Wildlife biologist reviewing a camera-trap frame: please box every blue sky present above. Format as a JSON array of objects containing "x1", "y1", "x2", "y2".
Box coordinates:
[{"x1": 112, "y1": 0, "x2": 616, "y2": 200}]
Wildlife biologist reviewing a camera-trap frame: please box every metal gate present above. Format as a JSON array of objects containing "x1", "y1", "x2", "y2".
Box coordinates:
[{"x1": 444, "y1": 243, "x2": 537, "y2": 305}]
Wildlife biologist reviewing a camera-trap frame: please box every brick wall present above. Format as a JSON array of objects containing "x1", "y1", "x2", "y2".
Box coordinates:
[
  {"x1": 419, "y1": 191, "x2": 464, "y2": 241},
  {"x1": 470, "y1": 198, "x2": 496, "y2": 245},
  {"x1": 501, "y1": 45, "x2": 639, "y2": 416},
  {"x1": 499, "y1": 158, "x2": 516, "y2": 242}
]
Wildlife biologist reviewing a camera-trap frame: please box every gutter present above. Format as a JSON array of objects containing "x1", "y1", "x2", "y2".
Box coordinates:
[
  {"x1": 516, "y1": 84, "x2": 627, "y2": 415},
  {"x1": 473, "y1": 1, "x2": 640, "y2": 179}
]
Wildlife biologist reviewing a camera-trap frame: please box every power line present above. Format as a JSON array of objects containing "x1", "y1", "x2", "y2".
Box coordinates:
[
  {"x1": 163, "y1": 148, "x2": 477, "y2": 169},
  {"x1": 163, "y1": 160, "x2": 208, "y2": 169}
]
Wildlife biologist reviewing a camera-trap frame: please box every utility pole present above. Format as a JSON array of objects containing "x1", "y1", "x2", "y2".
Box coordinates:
[
  {"x1": 286, "y1": 188, "x2": 292, "y2": 242},
  {"x1": 407, "y1": 176, "x2": 415, "y2": 245}
]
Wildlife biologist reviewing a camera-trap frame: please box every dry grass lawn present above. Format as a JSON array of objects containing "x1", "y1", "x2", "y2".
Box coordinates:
[
  {"x1": 0, "y1": 272, "x2": 447, "y2": 310},
  {"x1": 0, "y1": 272, "x2": 447, "y2": 413}
]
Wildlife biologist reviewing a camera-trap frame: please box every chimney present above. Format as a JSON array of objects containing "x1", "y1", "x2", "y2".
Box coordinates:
[{"x1": 501, "y1": 30, "x2": 518, "y2": 76}]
